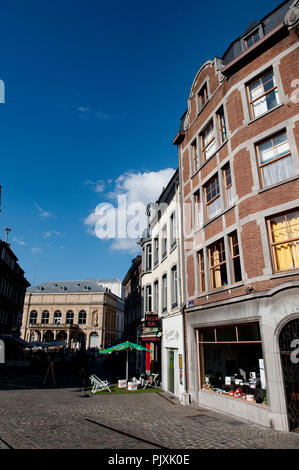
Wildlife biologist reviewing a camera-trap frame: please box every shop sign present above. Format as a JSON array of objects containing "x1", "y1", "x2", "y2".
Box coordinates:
[{"x1": 145, "y1": 314, "x2": 160, "y2": 328}]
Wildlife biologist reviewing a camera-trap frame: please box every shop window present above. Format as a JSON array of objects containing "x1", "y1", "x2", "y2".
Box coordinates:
[
  {"x1": 190, "y1": 139, "x2": 199, "y2": 174},
  {"x1": 229, "y1": 231, "x2": 242, "y2": 282},
  {"x1": 247, "y1": 69, "x2": 279, "y2": 119},
  {"x1": 197, "y1": 322, "x2": 266, "y2": 404},
  {"x1": 197, "y1": 250, "x2": 206, "y2": 293},
  {"x1": 201, "y1": 121, "x2": 216, "y2": 161},
  {"x1": 267, "y1": 209, "x2": 299, "y2": 272},
  {"x1": 198, "y1": 83, "x2": 208, "y2": 112},
  {"x1": 209, "y1": 239, "x2": 228, "y2": 289},
  {"x1": 205, "y1": 174, "x2": 221, "y2": 221},
  {"x1": 222, "y1": 163, "x2": 234, "y2": 207},
  {"x1": 217, "y1": 106, "x2": 227, "y2": 144},
  {"x1": 256, "y1": 131, "x2": 294, "y2": 187}
]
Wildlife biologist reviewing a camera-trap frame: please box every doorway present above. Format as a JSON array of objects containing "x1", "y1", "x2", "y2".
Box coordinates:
[
  {"x1": 279, "y1": 318, "x2": 299, "y2": 431},
  {"x1": 167, "y1": 349, "x2": 175, "y2": 394}
]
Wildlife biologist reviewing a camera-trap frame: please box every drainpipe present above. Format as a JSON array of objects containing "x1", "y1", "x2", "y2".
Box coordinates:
[{"x1": 177, "y1": 152, "x2": 190, "y2": 404}]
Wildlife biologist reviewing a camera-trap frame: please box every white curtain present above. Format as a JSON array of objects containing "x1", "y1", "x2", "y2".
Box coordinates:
[
  {"x1": 208, "y1": 197, "x2": 222, "y2": 220},
  {"x1": 263, "y1": 155, "x2": 294, "y2": 186}
]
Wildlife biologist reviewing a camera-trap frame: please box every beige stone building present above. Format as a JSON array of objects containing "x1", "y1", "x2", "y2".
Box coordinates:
[{"x1": 21, "y1": 279, "x2": 124, "y2": 349}]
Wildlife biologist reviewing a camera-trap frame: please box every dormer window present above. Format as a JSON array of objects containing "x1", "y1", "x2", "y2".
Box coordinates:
[{"x1": 244, "y1": 28, "x2": 260, "y2": 49}]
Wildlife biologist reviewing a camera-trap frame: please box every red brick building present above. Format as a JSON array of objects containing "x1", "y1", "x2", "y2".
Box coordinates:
[{"x1": 173, "y1": 0, "x2": 299, "y2": 431}]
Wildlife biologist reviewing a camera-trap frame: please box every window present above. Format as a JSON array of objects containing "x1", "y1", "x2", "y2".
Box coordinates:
[
  {"x1": 197, "y1": 250, "x2": 206, "y2": 293},
  {"x1": 244, "y1": 29, "x2": 260, "y2": 49},
  {"x1": 145, "y1": 285, "x2": 152, "y2": 312},
  {"x1": 193, "y1": 190, "x2": 203, "y2": 228},
  {"x1": 171, "y1": 266, "x2": 178, "y2": 308},
  {"x1": 205, "y1": 174, "x2": 222, "y2": 220},
  {"x1": 217, "y1": 106, "x2": 227, "y2": 144},
  {"x1": 198, "y1": 83, "x2": 208, "y2": 112},
  {"x1": 256, "y1": 131, "x2": 294, "y2": 187},
  {"x1": 78, "y1": 310, "x2": 87, "y2": 325},
  {"x1": 154, "y1": 238, "x2": 159, "y2": 266},
  {"x1": 209, "y1": 239, "x2": 228, "y2": 289},
  {"x1": 268, "y1": 210, "x2": 299, "y2": 272},
  {"x1": 170, "y1": 212, "x2": 177, "y2": 248},
  {"x1": 41, "y1": 310, "x2": 49, "y2": 324},
  {"x1": 201, "y1": 121, "x2": 216, "y2": 161},
  {"x1": 146, "y1": 243, "x2": 152, "y2": 271},
  {"x1": 229, "y1": 231, "x2": 242, "y2": 282},
  {"x1": 66, "y1": 310, "x2": 74, "y2": 325},
  {"x1": 222, "y1": 163, "x2": 234, "y2": 206},
  {"x1": 197, "y1": 322, "x2": 265, "y2": 400},
  {"x1": 247, "y1": 70, "x2": 279, "y2": 119},
  {"x1": 162, "y1": 225, "x2": 167, "y2": 258},
  {"x1": 29, "y1": 310, "x2": 37, "y2": 324},
  {"x1": 162, "y1": 274, "x2": 167, "y2": 312},
  {"x1": 191, "y1": 139, "x2": 199, "y2": 174},
  {"x1": 154, "y1": 281, "x2": 159, "y2": 313},
  {"x1": 54, "y1": 310, "x2": 62, "y2": 325}
]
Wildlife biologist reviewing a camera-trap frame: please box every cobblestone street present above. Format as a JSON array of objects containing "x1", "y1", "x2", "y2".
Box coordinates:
[{"x1": 1, "y1": 368, "x2": 299, "y2": 450}]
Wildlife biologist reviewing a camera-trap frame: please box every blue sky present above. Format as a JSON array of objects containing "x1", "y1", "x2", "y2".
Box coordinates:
[{"x1": 0, "y1": 0, "x2": 281, "y2": 286}]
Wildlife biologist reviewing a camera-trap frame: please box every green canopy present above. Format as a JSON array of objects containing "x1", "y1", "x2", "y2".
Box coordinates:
[{"x1": 99, "y1": 341, "x2": 152, "y2": 381}]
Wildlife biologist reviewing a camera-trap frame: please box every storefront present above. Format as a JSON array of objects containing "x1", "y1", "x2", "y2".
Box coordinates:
[
  {"x1": 197, "y1": 322, "x2": 267, "y2": 404},
  {"x1": 186, "y1": 283, "x2": 299, "y2": 431},
  {"x1": 140, "y1": 313, "x2": 161, "y2": 376},
  {"x1": 161, "y1": 312, "x2": 185, "y2": 400}
]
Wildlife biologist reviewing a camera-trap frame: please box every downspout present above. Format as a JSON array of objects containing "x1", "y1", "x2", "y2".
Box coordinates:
[{"x1": 177, "y1": 146, "x2": 189, "y2": 398}]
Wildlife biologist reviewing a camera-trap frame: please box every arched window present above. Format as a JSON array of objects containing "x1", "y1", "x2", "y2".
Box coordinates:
[
  {"x1": 41, "y1": 310, "x2": 49, "y2": 324},
  {"x1": 29, "y1": 310, "x2": 37, "y2": 324},
  {"x1": 66, "y1": 310, "x2": 74, "y2": 325},
  {"x1": 78, "y1": 310, "x2": 86, "y2": 325},
  {"x1": 54, "y1": 310, "x2": 62, "y2": 325}
]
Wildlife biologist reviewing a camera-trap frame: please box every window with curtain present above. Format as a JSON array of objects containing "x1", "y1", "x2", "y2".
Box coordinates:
[
  {"x1": 256, "y1": 131, "x2": 294, "y2": 187},
  {"x1": 197, "y1": 250, "x2": 206, "y2": 293},
  {"x1": 205, "y1": 174, "x2": 222, "y2": 220},
  {"x1": 201, "y1": 121, "x2": 216, "y2": 161},
  {"x1": 170, "y1": 212, "x2": 177, "y2": 248},
  {"x1": 247, "y1": 69, "x2": 279, "y2": 119},
  {"x1": 193, "y1": 190, "x2": 203, "y2": 228},
  {"x1": 146, "y1": 243, "x2": 152, "y2": 271},
  {"x1": 162, "y1": 225, "x2": 167, "y2": 258},
  {"x1": 229, "y1": 231, "x2": 242, "y2": 282},
  {"x1": 154, "y1": 238, "x2": 159, "y2": 266},
  {"x1": 268, "y1": 210, "x2": 299, "y2": 272},
  {"x1": 209, "y1": 239, "x2": 228, "y2": 289}
]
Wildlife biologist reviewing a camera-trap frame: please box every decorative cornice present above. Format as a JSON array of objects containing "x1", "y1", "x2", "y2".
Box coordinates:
[{"x1": 284, "y1": 0, "x2": 299, "y2": 30}]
